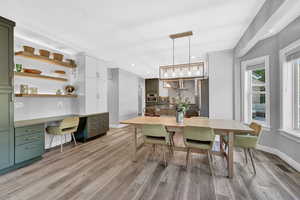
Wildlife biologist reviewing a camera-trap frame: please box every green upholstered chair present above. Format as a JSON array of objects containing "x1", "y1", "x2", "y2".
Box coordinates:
[
  {"x1": 46, "y1": 117, "x2": 80, "y2": 152},
  {"x1": 222, "y1": 122, "x2": 262, "y2": 174},
  {"x1": 234, "y1": 122, "x2": 262, "y2": 174},
  {"x1": 141, "y1": 124, "x2": 172, "y2": 166},
  {"x1": 183, "y1": 126, "x2": 215, "y2": 175}
]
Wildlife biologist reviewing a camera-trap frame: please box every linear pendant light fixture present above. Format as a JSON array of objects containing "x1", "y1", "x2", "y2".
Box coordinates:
[{"x1": 159, "y1": 31, "x2": 207, "y2": 80}]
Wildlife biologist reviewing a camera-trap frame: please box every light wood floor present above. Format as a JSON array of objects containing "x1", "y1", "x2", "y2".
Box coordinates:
[{"x1": 0, "y1": 126, "x2": 299, "y2": 200}]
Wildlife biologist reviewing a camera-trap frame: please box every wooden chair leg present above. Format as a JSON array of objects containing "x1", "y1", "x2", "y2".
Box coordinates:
[
  {"x1": 60, "y1": 135, "x2": 63, "y2": 152},
  {"x1": 186, "y1": 148, "x2": 190, "y2": 169},
  {"x1": 244, "y1": 148, "x2": 248, "y2": 164},
  {"x1": 208, "y1": 150, "x2": 214, "y2": 176},
  {"x1": 168, "y1": 145, "x2": 173, "y2": 156},
  {"x1": 72, "y1": 133, "x2": 77, "y2": 146},
  {"x1": 248, "y1": 149, "x2": 256, "y2": 175},
  {"x1": 163, "y1": 145, "x2": 167, "y2": 167}
]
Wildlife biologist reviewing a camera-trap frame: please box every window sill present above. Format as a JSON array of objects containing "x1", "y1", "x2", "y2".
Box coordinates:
[{"x1": 278, "y1": 129, "x2": 300, "y2": 143}]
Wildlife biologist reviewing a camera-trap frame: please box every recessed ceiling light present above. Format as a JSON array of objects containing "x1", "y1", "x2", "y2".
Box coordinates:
[{"x1": 131, "y1": 64, "x2": 135, "y2": 66}]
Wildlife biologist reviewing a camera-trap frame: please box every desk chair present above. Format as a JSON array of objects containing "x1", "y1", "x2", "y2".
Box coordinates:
[{"x1": 46, "y1": 117, "x2": 80, "y2": 152}]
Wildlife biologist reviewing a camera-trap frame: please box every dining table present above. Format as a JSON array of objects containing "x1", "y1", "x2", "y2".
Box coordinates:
[{"x1": 120, "y1": 116, "x2": 254, "y2": 178}]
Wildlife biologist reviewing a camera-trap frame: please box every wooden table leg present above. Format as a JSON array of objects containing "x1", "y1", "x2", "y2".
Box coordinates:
[
  {"x1": 220, "y1": 134, "x2": 224, "y2": 154},
  {"x1": 132, "y1": 126, "x2": 138, "y2": 162},
  {"x1": 227, "y1": 131, "x2": 234, "y2": 178}
]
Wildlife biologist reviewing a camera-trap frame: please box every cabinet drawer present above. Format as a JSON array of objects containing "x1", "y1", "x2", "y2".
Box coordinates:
[
  {"x1": 15, "y1": 132, "x2": 44, "y2": 146},
  {"x1": 15, "y1": 141, "x2": 44, "y2": 164},
  {"x1": 15, "y1": 124, "x2": 44, "y2": 137}
]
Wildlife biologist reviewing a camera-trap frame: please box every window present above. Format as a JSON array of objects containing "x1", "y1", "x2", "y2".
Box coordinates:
[
  {"x1": 249, "y1": 68, "x2": 266, "y2": 122},
  {"x1": 242, "y1": 56, "x2": 270, "y2": 127},
  {"x1": 280, "y1": 40, "x2": 300, "y2": 136}
]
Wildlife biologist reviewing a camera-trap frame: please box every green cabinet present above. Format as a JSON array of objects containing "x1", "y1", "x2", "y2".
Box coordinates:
[
  {"x1": 0, "y1": 131, "x2": 14, "y2": 169},
  {"x1": 0, "y1": 17, "x2": 15, "y2": 171},
  {"x1": 15, "y1": 125, "x2": 45, "y2": 164},
  {"x1": 75, "y1": 113, "x2": 109, "y2": 142}
]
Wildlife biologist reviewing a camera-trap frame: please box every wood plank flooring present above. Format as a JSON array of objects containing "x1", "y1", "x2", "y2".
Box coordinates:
[{"x1": 0, "y1": 126, "x2": 299, "y2": 200}]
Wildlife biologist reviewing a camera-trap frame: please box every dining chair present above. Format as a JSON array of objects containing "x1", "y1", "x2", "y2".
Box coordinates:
[
  {"x1": 141, "y1": 124, "x2": 172, "y2": 166},
  {"x1": 234, "y1": 122, "x2": 262, "y2": 174},
  {"x1": 46, "y1": 117, "x2": 80, "y2": 152},
  {"x1": 183, "y1": 126, "x2": 215, "y2": 175},
  {"x1": 221, "y1": 122, "x2": 262, "y2": 174}
]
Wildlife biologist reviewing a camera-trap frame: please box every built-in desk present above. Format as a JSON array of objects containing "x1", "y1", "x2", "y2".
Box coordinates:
[
  {"x1": 1, "y1": 115, "x2": 78, "y2": 174},
  {"x1": 1, "y1": 113, "x2": 109, "y2": 174},
  {"x1": 14, "y1": 114, "x2": 78, "y2": 127}
]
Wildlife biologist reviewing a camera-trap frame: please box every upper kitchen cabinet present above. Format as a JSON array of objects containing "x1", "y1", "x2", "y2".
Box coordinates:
[
  {"x1": 77, "y1": 54, "x2": 108, "y2": 115},
  {"x1": 0, "y1": 17, "x2": 15, "y2": 171},
  {"x1": 0, "y1": 17, "x2": 14, "y2": 88},
  {"x1": 85, "y1": 55, "x2": 98, "y2": 78}
]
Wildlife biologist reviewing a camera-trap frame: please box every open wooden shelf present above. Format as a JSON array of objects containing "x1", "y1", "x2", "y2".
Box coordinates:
[
  {"x1": 15, "y1": 51, "x2": 76, "y2": 68},
  {"x1": 14, "y1": 72, "x2": 68, "y2": 82},
  {"x1": 15, "y1": 94, "x2": 77, "y2": 98}
]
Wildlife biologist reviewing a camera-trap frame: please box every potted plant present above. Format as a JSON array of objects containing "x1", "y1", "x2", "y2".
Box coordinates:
[{"x1": 175, "y1": 97, "x2": 190, "y2": 124}]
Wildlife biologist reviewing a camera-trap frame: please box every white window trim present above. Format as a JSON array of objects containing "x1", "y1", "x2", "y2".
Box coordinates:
[
  {"x1": 241, "y1": 56, "x2": 270, "y2": 128},
  {"x1": 293, "y1": 63, "x2": 299, "y2": 129},
  {"x1": 279, "y1": 38, "x2": 300, "y2": 140}
]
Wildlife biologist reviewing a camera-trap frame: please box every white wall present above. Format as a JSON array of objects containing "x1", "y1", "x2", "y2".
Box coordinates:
[
  {"x1": 208, "y1": 49, "x2": 234, "y2": 119},
  {"x1": 118, "y1": 69, "x2": 141, "y2": 121},
  {"x1": 14, "y1": 38, "x2": 78, "y2": 149},
  {"x1": 14, "y1": 38, "x2": 77, "y2": 121},
  {"x1": 107, "y1": 68, "x2": 119, "y2": 125},
  {"x1": 107, "y1": 68, "x2": 144, "y2": 127}
]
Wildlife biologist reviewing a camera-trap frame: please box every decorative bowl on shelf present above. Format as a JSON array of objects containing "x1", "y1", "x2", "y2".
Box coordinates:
[
  {"x1": 23, "y1": 68, "x2": 42, "y2": 74},
  {"x1": 54, "y1": 70, "x2": 66, "y2": 75},
  {"x1": 23, "y1": 46, "x2": 35, "y2": 54},
  {"x1": 66, "y1": 59, "x2": 75, "y2": 65},
  {"x1": 53, "y1": 53, "x2": 64, "y2": 61},
  {"x1": 64, "y1": 85, "x2": 75, "y2": 95},
  {"x1": 39, "y1": 49, "x2": 50, "y2": 58}
]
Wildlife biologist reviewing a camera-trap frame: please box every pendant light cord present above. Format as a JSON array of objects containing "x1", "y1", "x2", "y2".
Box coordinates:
[
  {"x1": 188, "y1": 36, "x2": 191, "y2": 67},
  {"x1": 172, "y1": 39, "x2": 175, "y2": 66}
]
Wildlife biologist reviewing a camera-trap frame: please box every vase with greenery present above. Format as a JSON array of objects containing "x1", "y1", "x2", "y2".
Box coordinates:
[{"x1": 174, "y1": 97, "x2": 190, "y2": 124}]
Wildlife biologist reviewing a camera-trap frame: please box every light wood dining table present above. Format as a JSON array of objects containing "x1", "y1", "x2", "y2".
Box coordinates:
[{"x1": 121, "y1": 116, "x2": 254, "y2": 178}]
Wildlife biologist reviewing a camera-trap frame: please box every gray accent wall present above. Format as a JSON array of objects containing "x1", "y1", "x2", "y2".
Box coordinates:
[{"x1": 234, "y1": 16, "x2": 300, "y2": 165}]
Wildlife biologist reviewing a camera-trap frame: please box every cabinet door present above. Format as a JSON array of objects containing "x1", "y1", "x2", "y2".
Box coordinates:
[
  {"x1": 0, "y1": 92, "x2": 11, "y2": 130},
  {"x1": 97, "y1": 60, "x2": 107, "y2": 80},
  {"x1": 0, "y1": 131, "x2": 13, "y2": 169},
  {"x1": 85, "y1": 56, "x2": 97, "y2": 78},
  {"x1": 0, "y1": 21, "x2": 12, "y2": 88},
  {"x1": 0, "y1": 91, "x2": 13, "y2": 170},
  {"x1": 85, "y1": 78, "x2": 98, "y2": 114}
]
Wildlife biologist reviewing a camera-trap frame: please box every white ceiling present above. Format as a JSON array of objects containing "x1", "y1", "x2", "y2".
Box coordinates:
[{"x1": 1, "y1": 0, "x2": 265, "y2": 78}]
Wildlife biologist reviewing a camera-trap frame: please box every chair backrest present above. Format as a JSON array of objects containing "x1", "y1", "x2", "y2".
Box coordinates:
[
  {"x1": 60, "y1": 117, "x2": 80, "y2": 131},
  {"x1": 141, "y1": 124, "x2": 168, "y2": 138},
  {"x1": 249, "y1": 122, "x2": 262, "y2": 136},
  {"x1": 183, "y1": 126, "x2": 215, "y2": 142}
]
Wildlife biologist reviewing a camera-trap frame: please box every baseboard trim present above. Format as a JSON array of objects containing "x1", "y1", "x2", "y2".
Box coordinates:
[{"x1": 256, "y1": 144, "x2": 300, "y2": 172}]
